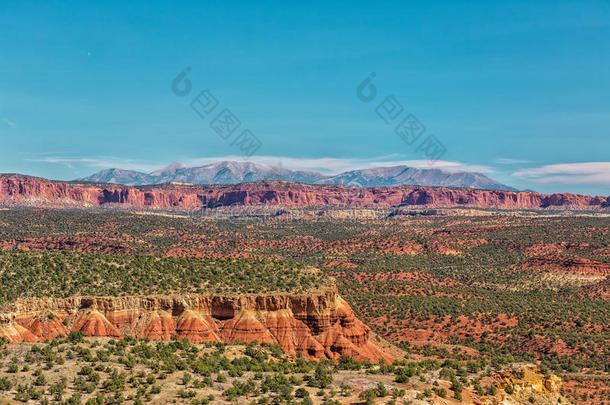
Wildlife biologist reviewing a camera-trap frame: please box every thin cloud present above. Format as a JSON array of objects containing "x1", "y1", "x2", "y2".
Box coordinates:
[
  {"x1": 185, "y1": 155, "x2": 495, "y2": 174},
  {"x1": 28, "y1": 157, "x2": 163, "y2": 173},
  {"x1": 513, "y1": 162, "x2": 610, "y2": 186},
  {"x1": 366, "y1": 160, "x2": 495, "y2": 174},
  {"x1": 495, "y1": 158, "x2": 532, "y2": 165},
  {"x1": 31, "y1": 154, "x2": 496, "y2": 176},
  {"x1": 184, "y1": 155, "x2": 399, "y2": 173},
  {"x1": 3, "y1": 118, "x2": 16, "y2": 128}
]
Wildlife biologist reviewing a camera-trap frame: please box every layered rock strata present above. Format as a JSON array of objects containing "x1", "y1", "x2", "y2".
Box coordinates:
[
  {"x1": 0, "y1": 290, "x2": 393, "y2": 363},
  {"x1": 0, "y1": 174, "x2": 608, "y2": 211}
]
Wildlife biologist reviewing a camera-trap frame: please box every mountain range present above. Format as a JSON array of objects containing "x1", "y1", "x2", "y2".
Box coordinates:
[{"x1": 80, "y1": 161, "x2": 517, "y2": 191}]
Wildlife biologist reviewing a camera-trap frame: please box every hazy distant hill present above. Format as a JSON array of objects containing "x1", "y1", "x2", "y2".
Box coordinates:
[
  {"x1": 317, "y1": 166, "x2": 516, "y2": 190},
  {"x1": 80, "y1": 160, "x2": 517, "y2": 191}
]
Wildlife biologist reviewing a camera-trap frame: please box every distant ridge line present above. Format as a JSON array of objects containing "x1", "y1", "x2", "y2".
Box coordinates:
[{"x1": 1, "y1": 173, "x2": 608, "y2": 211}]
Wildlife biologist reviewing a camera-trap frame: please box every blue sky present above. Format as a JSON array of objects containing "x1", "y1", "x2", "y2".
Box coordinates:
[{"x1": 1, "y1": 0, "x2": 609, "y2": 195}]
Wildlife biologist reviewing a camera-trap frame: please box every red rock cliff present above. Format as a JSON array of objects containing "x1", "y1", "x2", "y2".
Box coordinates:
[
  {"x1": 0, "y1": 290, "x2": 393, "y2": 364},
  {"x1": 0, "y1": 174, "x2": 607, "y2": 211}
]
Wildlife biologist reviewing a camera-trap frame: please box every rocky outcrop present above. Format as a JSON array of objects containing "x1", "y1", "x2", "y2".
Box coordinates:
[
  {"x1": 0, "y1": 237, "x2": 134, "y2": 254},
  {"x1": 0, "y1": 317, "x2": 39, "y2": 343},
  {"x1": 487, "y1": 365, "x2": 567, "y2": 405},
  {"x1": 521, "y1": 256, "x2": 610, "y2": 276},
  {"x1": 25, "y1": 314, "x2": 68, "y2": 341},
  {"x1": 175, "y1": 310, "x2": 219, "y2": 343},
  {"x1": 0, "y1": 290, "x2": 393, "y2": 363},
  {"x1": 0, "y1": 174, "x2": 608, "y2": 211},
  {"x1": 72, "y1": 310, "x2": 122, "y2": 338}
]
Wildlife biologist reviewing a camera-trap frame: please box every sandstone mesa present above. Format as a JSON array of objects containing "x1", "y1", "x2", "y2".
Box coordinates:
[
  {"x1": 0, "y1": 174, "x2": 608, "y2": 211},
  {"x1": 0, "y1": 289, "x2": 393, "y2": 364}
]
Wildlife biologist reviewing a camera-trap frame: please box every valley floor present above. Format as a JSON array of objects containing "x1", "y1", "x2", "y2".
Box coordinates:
[
  {"x1": 0, "y1": 208, "x2": 607, "y2": 404},
  {"x1": 0, "y1": 337, "x2": 567, "y2": 405}
]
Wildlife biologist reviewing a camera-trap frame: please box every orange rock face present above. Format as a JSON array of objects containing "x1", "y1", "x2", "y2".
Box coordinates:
[
  {"x1": 140, "y1": 311, "x2": 177, "y2": 340},
  {"x1": 175, "y1": 311, "x2": 219, "y2": 343},
  {"x1": 265, "y1": 310, "x2": 325, "y2": 357},
  {"x1": 317, "y1": 297, "x2": 394, "y2": 364},
  {"x1": 0, "y1": 318, "x2": 40, "y2": 343},
  {"x1": 26, "y1": 315, "x2": 68, "y2": 341},
  {"x1": 0, "y1": 174, "x2": 607, "y2": 211},
  {"x1": 0, "y1": 291, "x2": 393, "y2": 363},
  {"x1": 72, "y1": 310, "x2": 122, "y2": 338},
  {"x1": 220, "y1": 311, "x2": 275, "y2": 344}
]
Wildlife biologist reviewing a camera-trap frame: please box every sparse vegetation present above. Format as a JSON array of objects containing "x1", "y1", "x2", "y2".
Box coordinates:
[
  {"x1": 0, "y1": 251, "x2": 325, "y2": 302},
  {"x1": 0, "y1": 209, "x2": 607, "y2": 403}
]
